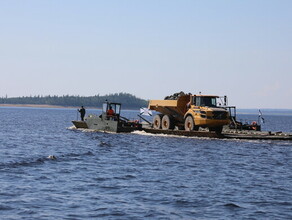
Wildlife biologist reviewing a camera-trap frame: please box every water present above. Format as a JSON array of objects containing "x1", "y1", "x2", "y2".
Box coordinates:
[{"x1": 0, "y1": 107, "x2": 291, "y2": 219}]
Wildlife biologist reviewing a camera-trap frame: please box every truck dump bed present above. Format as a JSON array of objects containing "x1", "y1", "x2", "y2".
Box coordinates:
[{"x1": 148, "y1": 95, "x2": 190, "y2": 121}]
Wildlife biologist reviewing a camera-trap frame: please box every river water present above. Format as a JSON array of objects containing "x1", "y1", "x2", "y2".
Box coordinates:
[{"x1": 0, "y1": 107, "x2": 291, "y2": 219}]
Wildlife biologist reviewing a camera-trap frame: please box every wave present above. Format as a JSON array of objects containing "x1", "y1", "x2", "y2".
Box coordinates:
[
  {"x1": 67, "y1": 126, "x2": 93, "y2": 132},
  {"x1": 0, "y1": 157, "x2": 47, "y2": 170},
  {"x1": 0, "y1": 204, "x2": 13, "y2": 211},
  {"x1": 0, "y1": 151, "x2": 94, "y2": 170},
  {"x1": 67, "y1": 126, "x2": 77, "y2": 130},
  {"x1": 67, "y1": 126, "x2": 114, "y2": 134},
  {"x1": 131, "y1": 130, "x2": 213, "y2": 140},
  {"x1": 223, "y1": 203, "x2": 242, "y2": 208}
]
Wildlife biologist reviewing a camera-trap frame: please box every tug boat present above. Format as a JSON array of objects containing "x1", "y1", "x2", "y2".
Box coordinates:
[{"x1": 72, "y1": 102, "x2": 142, "y2": 132}]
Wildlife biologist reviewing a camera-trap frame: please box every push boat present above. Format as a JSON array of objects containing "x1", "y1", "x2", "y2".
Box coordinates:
[{"x1": 72, "y1": 102, "x2": 142, "y2": 133}]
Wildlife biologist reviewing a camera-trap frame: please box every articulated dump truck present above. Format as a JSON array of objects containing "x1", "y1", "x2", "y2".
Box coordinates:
[{"x1": 148, "y1": 94, "x2": 230, "y2": 134}]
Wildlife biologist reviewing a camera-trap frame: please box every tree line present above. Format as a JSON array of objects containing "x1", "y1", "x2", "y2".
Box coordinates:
[{"x1": 0, "y1": 93, "x2": 148, "y2": 109}]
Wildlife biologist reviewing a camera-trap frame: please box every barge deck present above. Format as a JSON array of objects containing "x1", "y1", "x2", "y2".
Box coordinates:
[{"x1": 143, "y1": 128, "x2": 292, "y2": 141}]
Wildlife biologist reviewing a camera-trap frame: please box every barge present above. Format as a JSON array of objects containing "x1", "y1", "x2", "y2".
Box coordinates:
[{"x1": 143, "y1": 128, "x2": 292, "y2": 141}]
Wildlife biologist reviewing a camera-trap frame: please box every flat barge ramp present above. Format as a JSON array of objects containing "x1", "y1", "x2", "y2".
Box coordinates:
[{"x1": 143, "y1": 128, "x2": 292, "y2": 141}]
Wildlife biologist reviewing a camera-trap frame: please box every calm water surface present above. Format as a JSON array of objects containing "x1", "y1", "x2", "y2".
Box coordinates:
[{"x1": 0, "y1": 107, "x2": 291, "y2": 219}]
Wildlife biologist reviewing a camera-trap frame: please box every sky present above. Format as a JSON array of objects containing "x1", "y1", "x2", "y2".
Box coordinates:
[{"x1": 0, "y1": 0, "x2": 291, "y2": 109}]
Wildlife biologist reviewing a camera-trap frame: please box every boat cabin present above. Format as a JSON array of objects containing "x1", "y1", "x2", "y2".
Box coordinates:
[{"x1": 102, "y1": 102, "x2": 121, "y2": 121}]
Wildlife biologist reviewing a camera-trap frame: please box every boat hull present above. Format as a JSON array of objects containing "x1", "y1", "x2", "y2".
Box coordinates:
[
  {"x1": 72, "y1": 115, "x2": 142, "y2": 133},
  {"x1": 72, "y1": 120, "x2": 88, "y2": 129}
]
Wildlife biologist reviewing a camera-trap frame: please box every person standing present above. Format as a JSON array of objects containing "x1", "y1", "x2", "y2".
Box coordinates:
[{"x1": 78, "y1": 106, "x2": 86, "y2": 121}]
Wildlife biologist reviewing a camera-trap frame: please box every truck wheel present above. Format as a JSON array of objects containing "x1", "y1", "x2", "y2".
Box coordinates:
[
  {"x1": 184, "y1": 115, "x2": 194, "y2": 131},
  {"x1": 153, "y1": 114, "x2": 162, "y2": 129},
  {"x1": 161, "y1": 115, "x2": 174, "y2": 130}
]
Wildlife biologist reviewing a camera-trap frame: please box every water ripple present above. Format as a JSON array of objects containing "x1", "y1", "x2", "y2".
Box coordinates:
[{"x1": 0, "y1": 108, "x2": 291, "y2": 219}]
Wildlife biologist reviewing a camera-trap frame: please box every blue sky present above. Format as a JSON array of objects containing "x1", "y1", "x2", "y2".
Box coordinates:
[{"x1": 0, "y1": 0, "x2": 291, "y2": 108}]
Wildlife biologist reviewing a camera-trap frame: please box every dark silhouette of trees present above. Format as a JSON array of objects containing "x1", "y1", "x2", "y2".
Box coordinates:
[{"x1": 0, "y1": 93, "x2": 148, "y2": 109}]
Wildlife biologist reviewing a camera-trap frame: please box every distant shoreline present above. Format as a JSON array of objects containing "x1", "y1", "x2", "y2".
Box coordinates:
[
  {"x1": 0, "y1": 104, "x2": 104, "y2": 109},
  {"x1": 0, "y1": 104, "x2": 138, "y2": 110},
  {"x1": 0, "y1": 104, "x2": 74, "y2": 108}
]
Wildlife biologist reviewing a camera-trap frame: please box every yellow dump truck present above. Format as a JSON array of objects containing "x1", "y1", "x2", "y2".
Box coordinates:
[{"x1": 148, "y1": 94, "x2": 230, "y2": 134}]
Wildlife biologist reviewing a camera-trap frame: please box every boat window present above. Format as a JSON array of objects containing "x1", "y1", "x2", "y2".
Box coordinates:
[
  {"x1": 102, "y1": 103, "x2": 108, "y2": 113},
  {"x1": 115, "y1": 104, "x2": 121, "y2": 114}
]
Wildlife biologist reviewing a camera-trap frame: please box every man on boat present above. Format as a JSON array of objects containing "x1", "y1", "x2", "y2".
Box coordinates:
[
  {"x1": 78, "y1": 106, "x2": 86, "y2": 121},
  {"x1": 107, "y1": 106, "x2": 115, "y2": 116}
]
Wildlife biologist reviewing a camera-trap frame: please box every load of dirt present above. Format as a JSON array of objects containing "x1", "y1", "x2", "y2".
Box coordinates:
[{"x1": 164, "y1": 91, "x2": 191, "y2": 100}]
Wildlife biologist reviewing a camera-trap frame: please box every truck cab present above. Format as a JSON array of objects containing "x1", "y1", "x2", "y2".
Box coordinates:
[{"x1": 184, "y1": 95, "x2": 230, "y2": 133}]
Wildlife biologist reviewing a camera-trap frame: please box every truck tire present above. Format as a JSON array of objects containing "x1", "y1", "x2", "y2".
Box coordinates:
[
  {"x1": 184, "y1": 115, "x2": 194, "y2": 131},
  {"x1": 161, "y1": 115, "x2": 174, "y2": 130},
  {"x1": 153, "y1": 114, "x2": 162, "y2": 129}
]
